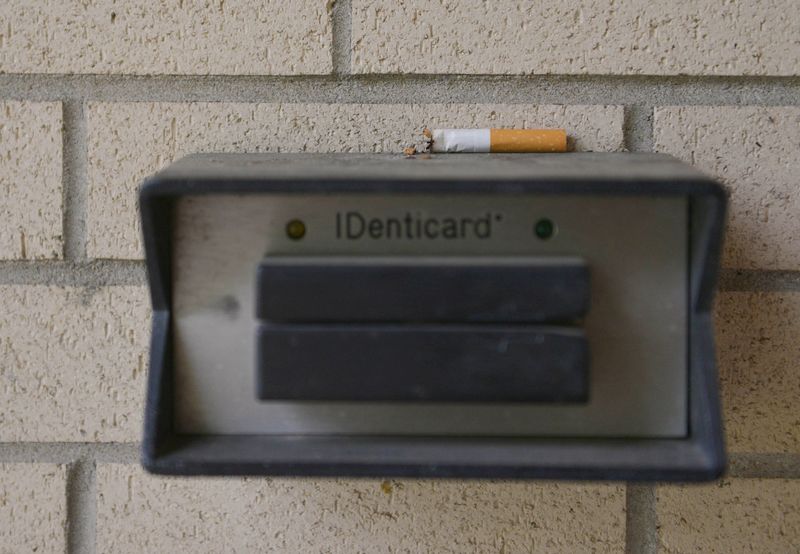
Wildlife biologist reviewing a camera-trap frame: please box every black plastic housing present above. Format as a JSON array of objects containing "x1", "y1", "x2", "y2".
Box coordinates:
[{"x1": 139, "y1": 152, "x2": 727, "y2": 481}]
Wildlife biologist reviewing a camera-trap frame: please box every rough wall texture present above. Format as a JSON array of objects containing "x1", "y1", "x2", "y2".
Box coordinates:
[
  {"x1": 352, "y1": 0, "x2": 800, "y2": 75},
  {"x1": 0, "y1": 464, "x2": 67, "y2": 554},
  {"x1": 0, "y1": 286, "x2": 149, "y2": 442},
  {"x1": 654, "y1": 106, "x2": 800, "y2": 270},
  {"x1": 0, "y1": 1, "x2": 798, "y2": 552},
  {"x1": 0, "y1": 101, "x2": 63, "y2": 260},
  {"x1": 97, "y1": 466, "x2": 625, "y2": 553},
  {"x1": 657, "y1": 479, "x2": 800, "y2": 553},
  {"x1": 0, "y1": 1, "x2": 333, "y2": 75}
]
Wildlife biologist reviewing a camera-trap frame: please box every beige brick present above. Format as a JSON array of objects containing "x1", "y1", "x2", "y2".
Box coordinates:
[
  {"x1": 87, "y1": 102, "x2": 623, "y2": 259},
  {"x1": 0, "y1": 286, "x2": 149, "y2": 441},
  {"x1": 654, "y1": 106, "x2": 800, "y2": 270},
  {"x1": 97, "y1": 464, "x2": 625, "y2": 553},
  {"x1": 0, "y1": 101, "x2": 62, "y2": 260},
  {"x1": 715, "y1": 292, "x2": 800, "y2": 453},
  {"x1": 0, "y1": 464, "x2": 67, "y2": 554},
  {"x1": 0, "y1": 1, "x2": 332, "y2": 75},
  {"x1": 352, "y1": 1, "x2": 800, "y2": 76},
  {"x1": 657, "y1": 478, "x2": 800, "y2": 553}
]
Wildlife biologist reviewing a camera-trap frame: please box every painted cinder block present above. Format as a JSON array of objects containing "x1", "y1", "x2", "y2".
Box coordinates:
[
  {"x1": 0, "y1": 101, "x2": 63, "y2": 260},
  {"x1": 654, "y1": 106, "x2": 800, "y2": 270},
  {"x1": 715, "y1": 292, "x2": 800, "y2": 453},
  {"x1": 97, "y1": 464, "x2": 626, "y2": 553},
  {"x1": 352, "y1": 0, "x2": 800, "y2": 76},
  {"x1": 0, "y1": 464, "x2": 67, "y2": 554},
  {"x1": 0, "y1": 286, "x2": 150, "y2": 441},
  {"x1": 657, "y1": 479, "x2": 800, "y2": 553},
  {"x1": 0, "y1": 0, "x2": 332, "y2": 75}
]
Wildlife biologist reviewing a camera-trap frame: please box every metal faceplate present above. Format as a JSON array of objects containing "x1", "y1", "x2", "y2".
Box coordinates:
[{"x1": 172, "y1": 193, "x2": 688, "y2": 438}]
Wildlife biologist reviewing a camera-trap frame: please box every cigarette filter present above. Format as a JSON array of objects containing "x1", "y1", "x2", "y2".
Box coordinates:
[{"x1": 430, "y1": 128, "x2": 566, "y2": 153}]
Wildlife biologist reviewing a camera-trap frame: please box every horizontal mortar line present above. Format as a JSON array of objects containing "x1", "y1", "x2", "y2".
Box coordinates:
[
  {"x1": 0, "y1": 73, "x2": 799, "y2": 105},
  {"x1": 0, "y1": 260, "x2": 147, "y2": 286},
  {"x1": 0, "y1": 443, "x2": 139, "y2": 464},
  {"x1": 718, "y1": 269, "x2": 800, "y2": 292},
  {"x1": 727, "y1": 453, "x2": 800, "y2": 479}
]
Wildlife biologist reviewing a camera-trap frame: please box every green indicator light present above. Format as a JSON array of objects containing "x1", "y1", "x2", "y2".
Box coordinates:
[
  {"x1": 286, "y1": 219, "x2": 306, "y2": 240},
  {"x1": 534, "y1": 218, "x2": 555, "y2": 240}
]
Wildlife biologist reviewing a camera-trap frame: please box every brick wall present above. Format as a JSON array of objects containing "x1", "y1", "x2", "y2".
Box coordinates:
[{"x1": 1, "y1": 1, "x2": 798, "y2": 552}]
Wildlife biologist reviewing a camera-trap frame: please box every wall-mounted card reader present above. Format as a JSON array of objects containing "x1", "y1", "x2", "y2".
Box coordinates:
[{"x1": 139, "y1": 152, "x2": 726, "y2": 481}]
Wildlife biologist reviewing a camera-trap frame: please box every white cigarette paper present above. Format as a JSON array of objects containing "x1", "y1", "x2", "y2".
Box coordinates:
[{"x1": 431, "y1": 129, "x2": 491, "y2": 153}]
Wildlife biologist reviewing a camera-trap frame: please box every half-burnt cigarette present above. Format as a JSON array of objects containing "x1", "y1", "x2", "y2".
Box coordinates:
[{"x1": 429, "y1": 128, "x2": 567, "y2": 153}]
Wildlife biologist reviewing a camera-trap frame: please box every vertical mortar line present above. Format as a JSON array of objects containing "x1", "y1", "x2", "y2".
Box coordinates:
[
  {"x1": 331, "y1": 0, "x2": 353, "y2": 75},
  {"x1": 623, "y1": 105, "x2": 654, "y2": 153},
  {"x1": 625, "y1": 484, "x2": 658, "y2": 554},
  {"x1": 62, "y1": 98, "x2": 88, "y2": 262},
  {"x1": 66, "y1": 456, "x2": 96, "y2": 554}
]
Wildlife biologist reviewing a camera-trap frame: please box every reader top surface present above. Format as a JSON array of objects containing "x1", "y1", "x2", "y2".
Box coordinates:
[{"x1": 150, "y1": 152, "x2": 713, "y2": 184}]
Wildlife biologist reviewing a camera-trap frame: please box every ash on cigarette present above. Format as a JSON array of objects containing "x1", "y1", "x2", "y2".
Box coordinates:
[
  {"x1": 422, "y1": 127, "x2": 433, "y2": 152},
  {"x1": 401, "y1": 127, "x2": 435, "y2": 156}
]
